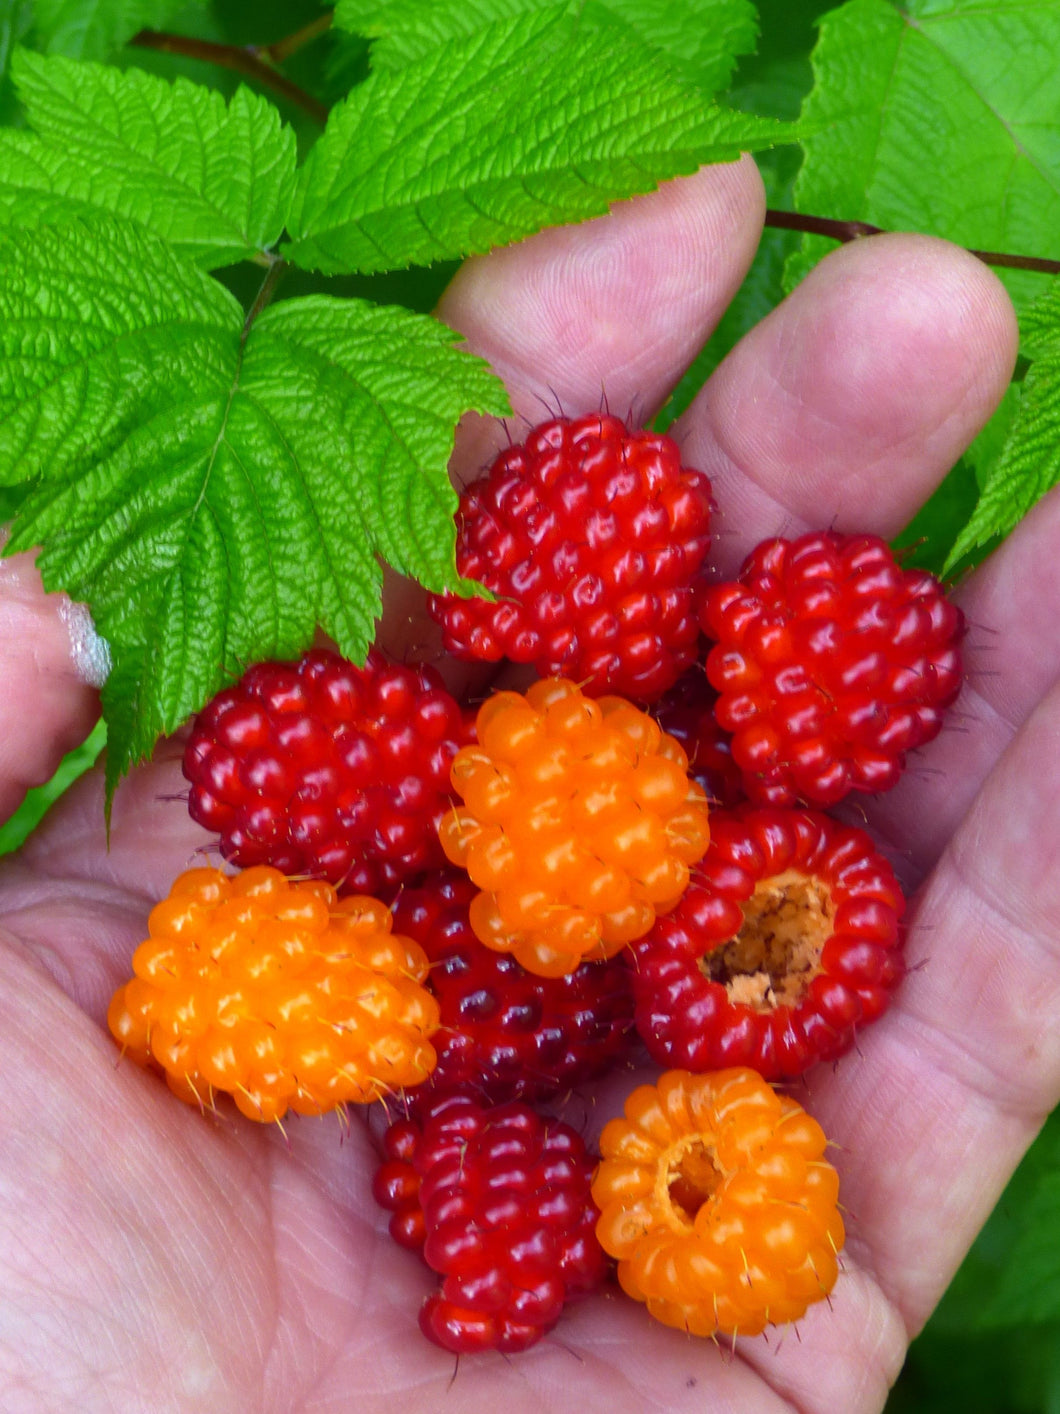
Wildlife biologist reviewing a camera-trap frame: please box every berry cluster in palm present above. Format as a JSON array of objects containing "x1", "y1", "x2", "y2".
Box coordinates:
[{"x1": 105, "y1": 414, "x2": 964, "y2": 1355}]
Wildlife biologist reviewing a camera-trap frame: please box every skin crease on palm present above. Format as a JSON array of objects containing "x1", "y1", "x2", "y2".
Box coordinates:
[{"x1": 3, "y1": 149, "x2": 1055, "y2": 1413}]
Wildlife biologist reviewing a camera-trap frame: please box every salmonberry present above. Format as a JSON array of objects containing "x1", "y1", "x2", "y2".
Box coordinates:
[
  {"x1": 592, "y1": 1067, "x2": 843, "y2": 1337},
  {"x1": 107, "y1": 866, "x2": 439, "y2": 1121},
  {"x1": 392, "y1": 869, "x2": 635, "y2": 1112},
  {"x1": 372, "y1": 1093, "x2": 608, "y2": 1353},
  {"x1": 699, "y1": 531, "x2": 964, "y2": 806},
  {"x1": 426, "y1": 412, "x2": 713, "y2": 700},
  {"x1": 438, "y1": 677, "x2": 711, "y2": 977},
  {"x1": 183, "y1": 647, "x2": 474, "y2": 893},
  {"x1": 627, "y1": 805, "x2": 905, "y2": 1079}
]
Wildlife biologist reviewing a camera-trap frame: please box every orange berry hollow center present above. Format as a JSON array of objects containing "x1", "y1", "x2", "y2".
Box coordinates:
[
  {"x1": 703, "y1": 868, "x2": 834, "y2": 1011},
  {"x1": 662, "y1": 1135, "x2": 724, "y2": 1229},
  {"x1": 592, "y1": 1067, "x2": 844, "y2": 1338},
  {"x1": 438, "y1": 678, "x2": 710, "y2": 977}
]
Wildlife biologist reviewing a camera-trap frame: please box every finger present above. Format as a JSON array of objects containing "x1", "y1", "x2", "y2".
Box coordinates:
[
  {"x1": 676, "y1": 233, "x2": 1019, "y2": 575},
  {"x1": 802, "y1": 681, "x2": 1060, "y2": 1335},
  {"x1": 438, "y1": 156, "x2": 766, "y2": 433},
  {"x1": 0, "y1": 542, "x2": 105, "y2": 824},
  {"x1": 849, "y1": 484, "x2": 1060, "y2": 886}
]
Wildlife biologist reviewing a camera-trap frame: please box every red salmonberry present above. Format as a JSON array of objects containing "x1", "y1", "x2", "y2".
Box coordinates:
[
  {"x1": 392, "y1": 869, "x2": 635, "y2": 1112},
  {"x1": 592, "y1": 1067, "x2": 843, "y2": 1337},
  {"x1": 372, "y1": 1093, "x2": 608, "y2": 1353},
  {"x1": 107, "y1": 866, "x2": 439, "y2": 1121},
  {"x1": 183, "y1": 648, "x2": 474, "y2": 893},
  {"x1": 627, "y1": 806, "x2": 905, "y2": 1079},
  {"x1": 699, "y1": 531, "x2": 964, "y2": 806},
  {"x1": 426, "y1": 412, "x2": 713, "y2": 700},
  {"x1": 438, "y1": 677, "x2": 711, "y2": 977}
]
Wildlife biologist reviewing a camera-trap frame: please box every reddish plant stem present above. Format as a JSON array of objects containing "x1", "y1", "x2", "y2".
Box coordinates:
[
  {"x1": 129, "y1": 30, "x2": 330, "y2": 125},
  {"x1": 765, "y1": 208, "x2": 1060, "y2": 276},
  {"x1": 120, "y1": 32, "x2": 1060, "y2": 280}
]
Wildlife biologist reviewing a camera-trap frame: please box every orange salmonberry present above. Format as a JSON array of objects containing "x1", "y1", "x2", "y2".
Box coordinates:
[
  {"x1": 591, "y1": 1067, "x2": 844, "y2": 1338},
  {"x1": 107, "y1": 865, "x2": 439, "y2": 1122},
  {"x1": 437, "y1": 677, "x2": 710, "y2": 977}
]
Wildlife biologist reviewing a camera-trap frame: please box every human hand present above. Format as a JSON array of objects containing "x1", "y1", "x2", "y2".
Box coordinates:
[{"x1": 0, "y1": 155, "x2": 1035, "y2": 1413}]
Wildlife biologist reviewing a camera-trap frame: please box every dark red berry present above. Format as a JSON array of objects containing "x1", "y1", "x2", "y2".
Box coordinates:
[
  {"x1": 373, "y1": 1093, "x2": 607, "y2": 1353},
  {"x1": 627, "y1": 805, "x2": 906, "y2": 1079},
  {"x1": 183, "y1": 648, "x2": 474, "y2": 892},
  {"x1": 392, "y1": 870, "x2": 635, "y2": 1113},
  {"x1": 698, "y1": 531, "x2": 964, "y2": 806},
  {"x1": 427, "y1": 413, "x2": 713, "y2": 701}
]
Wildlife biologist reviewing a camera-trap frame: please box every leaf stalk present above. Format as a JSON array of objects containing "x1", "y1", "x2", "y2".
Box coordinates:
[
  {"x1": 764, "y1": 208, "x2": 1060, "y2": 276},
  {"x1": 129, "y1": 29, "x2": 330, "y2": 126}
]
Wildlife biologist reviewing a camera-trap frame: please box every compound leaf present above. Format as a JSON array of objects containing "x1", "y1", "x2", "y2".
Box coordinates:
[
  {"x1": 0, "y1": 50, "x2": 297, "y2": 267},
  {"x1": 0, "y1": 218, "x2": 508, "y2": 791},
  {"x1": 789, "y1": 0, "x2": 1060, "y2": 313},
  {"x1": 335, "y1": 0, "x2": 757, "y2": 95},
  {"x1": 286, "y1": 7, "x2": 793, "y2": 276}
]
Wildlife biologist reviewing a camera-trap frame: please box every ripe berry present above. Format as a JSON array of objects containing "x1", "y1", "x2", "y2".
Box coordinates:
[
  {"x1": 592, "y1": 1067, "x2": 843, "y2": 1337},
  {"x1": 183, "y1": 648, "x2": 474, "y2": 893},
  {"x1": 438, "y1": 677, "x2": 711, "y2": 977},
  {"x1": 372, "y1": 1093, "x2": 608, "y2": 1353},
  {"x1": 426, "y1": 412, "x2": 713, "y2": 700},
  {"x1": 107, "y1": 866, "x2": 439, "y2": 1121},
  {"x1": 627, "y1": 805, "x2": 905, "y2": 1079},
  {"x1": 699, "y1": 531, "x2": 964, "y2": 806},
  {"x1": 392, "y1": 869, "x2": 635, "y2": 1112}
]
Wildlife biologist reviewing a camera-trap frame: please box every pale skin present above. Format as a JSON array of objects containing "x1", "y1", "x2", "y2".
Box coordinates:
[{"x1": 1, "y1": 153, "x2": 1052, "y2": 1412}]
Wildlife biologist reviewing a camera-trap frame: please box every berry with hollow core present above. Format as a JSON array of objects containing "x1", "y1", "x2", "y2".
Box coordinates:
[
  {"x1": 627, "y1": 805, "x2": 905, "y2": 1079},
  {"x1": 592, "y1": 1066, "x2": 844, "y2": 1337}
]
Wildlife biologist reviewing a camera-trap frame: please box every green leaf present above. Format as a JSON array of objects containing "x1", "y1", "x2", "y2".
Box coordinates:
[
  {"x1": 788, "y1": 0, "x2": 1060, "y2": 313},
  {"x1": 893, "y1": 456, "x2": 981, "y2": 575},
  {"x1": 0, "y1": 218, "x2": 508, "y2": 791},
  {"x1": 889, "y1": 1324, "x2": 1060, "y2": 1414},
  {"x1": 0, "y1": 0, "x2": 30, "y2": 77},
  {"x1": 286, "y1": 7, "x2": 795, "y2": 276},
  {"x1": 32, "y1": 0, "x2": 204, "y2": 61},
  {"x1": 0, "y1": 718, "x2": 106, "y2": 856},
  {"x1": 0, "y1": 50, "x2": 297, "y2": 268},
  {"x1": 335, "y1": 0, "x2": 758, "y2": 95},
  {"x1": 946, "y1": 285, "x2": 1060, "y2": 567},
  {"x1": 929, "y1": 1108, "x2": 1060, "y2": 1331}
]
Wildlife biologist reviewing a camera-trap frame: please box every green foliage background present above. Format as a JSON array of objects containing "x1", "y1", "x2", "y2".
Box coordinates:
[{"x1": 1, "y1": 1, "x2": 1059, "y2": 1406}]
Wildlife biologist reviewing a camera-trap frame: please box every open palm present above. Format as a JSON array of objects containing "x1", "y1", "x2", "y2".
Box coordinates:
[{"x1": 1, "y1": 157, "x2": 1047, "y2": 1413}]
